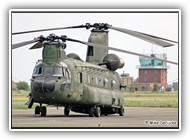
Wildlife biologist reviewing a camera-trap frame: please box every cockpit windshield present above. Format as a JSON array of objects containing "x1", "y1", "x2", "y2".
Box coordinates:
[
  {"x1": 33, "y1": 65, "x2": 71, "y2": 78},
  {"x1": 44, "y1": 67, "x2": 63, "y2": 76}
]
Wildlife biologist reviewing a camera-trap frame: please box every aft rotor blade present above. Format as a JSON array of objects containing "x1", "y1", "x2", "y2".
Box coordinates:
[
  {"x1": 66, "y1": 37, "x2": 178, "y2": 65},
  {"x1": 108, "y1": 26, "x2": 176, "y2": 47},
  {"x1": 12, "y1": 25, "x2": 86, "y2": 35},
  {"x1": 108, "y1": 47, "x2": 178, "y2": 65},
  {"x1": 139, "y1": 32, "x2": 178, "y2": 44},
  {"x1": 12, "y1": 39, "x2": 38, "y2": 49}
]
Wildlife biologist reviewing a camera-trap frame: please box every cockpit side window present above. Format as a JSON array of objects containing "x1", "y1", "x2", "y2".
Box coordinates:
[
  {"x1": 65, "y1": 69, "x2": 71, "y2": 78},
  {"x1": 34, "y1": 65, "x2": 44, "y2": 76}
]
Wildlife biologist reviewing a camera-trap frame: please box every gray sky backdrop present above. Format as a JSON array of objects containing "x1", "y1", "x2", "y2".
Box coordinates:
[{"x1": 11, "y1": 10, "x2": 179, "y2": 84}]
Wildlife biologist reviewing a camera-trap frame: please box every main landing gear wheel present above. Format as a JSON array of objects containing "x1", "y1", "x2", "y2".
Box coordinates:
[
  {"x1": 64, "y1": 107, "x2": 70, "y2": 116},
  {"x1": 34, "y1": 105, "x2": 47, "y2": 117},
  {"x1": 89, "y1": 107, "x2": 101, "y2": 117},
  {"x1": 89, "y1": 107, "x2": 94, "y2": 117},
  {"x1": 94, "y1": 107, "x2": 101, "y2": 117},
  {"x1": 119, "y1": 107, "x2": 124, "y2": 116}
]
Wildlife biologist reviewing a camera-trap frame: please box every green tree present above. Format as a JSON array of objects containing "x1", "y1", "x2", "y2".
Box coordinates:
[
  {"x1": 153, "y1": 83, "x2": 159, "y2": 91},
  {"x1": 17, "y1": 81, "x2": 30, "y2": 91}
]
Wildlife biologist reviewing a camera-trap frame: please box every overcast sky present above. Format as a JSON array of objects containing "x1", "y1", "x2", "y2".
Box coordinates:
[{"x1": 11, "y1": 10, "x2": 179, "y2": 84}]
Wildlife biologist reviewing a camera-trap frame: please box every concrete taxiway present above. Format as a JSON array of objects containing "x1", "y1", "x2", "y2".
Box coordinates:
[{"x1": 11, "y1": 107, "x2": 179, "y2": 128}]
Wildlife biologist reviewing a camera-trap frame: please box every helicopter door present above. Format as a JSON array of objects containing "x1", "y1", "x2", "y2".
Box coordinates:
[
  {"x1": 65, "y1": 69, "x2": 71, "y2": 89},
  {"x1": 60, "y1": 68, "x2": 71, "y2": 93},
  {"x1": 76, "y1": 72, "x2": 83, "y2": 101}
]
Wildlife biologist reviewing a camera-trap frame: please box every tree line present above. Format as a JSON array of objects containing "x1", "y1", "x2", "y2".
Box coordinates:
[{"x1": 12, "y1": 81, "x2": 30, "y2": 91}]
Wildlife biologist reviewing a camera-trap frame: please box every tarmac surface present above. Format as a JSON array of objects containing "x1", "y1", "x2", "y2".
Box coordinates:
[{"x1": 11, "y1": 107, "x2": 179, "y2": 129}]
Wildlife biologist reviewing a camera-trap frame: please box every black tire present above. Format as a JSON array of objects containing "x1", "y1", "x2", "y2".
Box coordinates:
[
  {"x1": 41, "y1": 106, "x2": 47, "y2": 117},
  {"x1": 35, "y1": 106, "x2": 40, "y2": 114},
  {"x1": 94, "y1": 107, "x2": 101, "y2": 117},
  {"x1": 64, "y1": 107, "x2": 70, "y2": 116},
  {"x1": 119, "y1": 107, "x2": 124, "y2": 116},
  {"x1": 89, "y1": 107, "x2": 94, "y2": 117}
]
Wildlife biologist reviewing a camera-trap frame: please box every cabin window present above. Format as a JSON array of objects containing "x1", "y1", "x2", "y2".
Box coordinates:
[
  {"x1": 103, "y1": 78, "x2": 108, "y2": 87},
  {"x1": 87, "y1": 75, "x2": 91, "y2": 84},
  {"x1": 87, "y1": 46, "x2": 93, "y2": 56},
  {"x1": 78, "y1": 73, "x2": 82, "y2": 83},
  {"x1": 111, "y1": 80, "x2": 116, "y2": 88},
  {"x1": 95, "y1": 77, "x2": 98, "y2": 85}
]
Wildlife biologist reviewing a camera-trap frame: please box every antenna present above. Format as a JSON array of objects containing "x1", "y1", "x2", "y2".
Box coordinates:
[{"x1": 151, "y1": 44, "x2": 154, "y2": 54}]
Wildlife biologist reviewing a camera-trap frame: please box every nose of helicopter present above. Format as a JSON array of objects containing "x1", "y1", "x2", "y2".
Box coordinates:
[{"x1": 32, "y1": 81, "x2": 55, "y2": 93}]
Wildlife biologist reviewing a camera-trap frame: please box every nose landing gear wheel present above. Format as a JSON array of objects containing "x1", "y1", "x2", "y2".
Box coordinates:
[
  {"x1": 35, "y1": 106, "x2": 40, "y2": 114},
  {"x1": 41, "y1": 106, "x2": 47, "y2": 117},
  {"x1": 34, "y1": 105, "x2": 47, "y2": 116}
]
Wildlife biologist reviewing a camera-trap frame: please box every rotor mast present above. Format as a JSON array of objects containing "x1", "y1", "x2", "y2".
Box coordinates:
[{"x1": 86, "y1": 26, "x2": 109, "y2": 64}]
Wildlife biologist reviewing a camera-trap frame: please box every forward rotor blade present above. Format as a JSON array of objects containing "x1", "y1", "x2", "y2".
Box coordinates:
[
  {"x1": 66, "y1": 37, "x2": 178, "y2": 65},
  {"x1": 29, "y1": 42, "x2": 43, "y2": 49},
  {"x1": 12, "y1": 39, "x2": 39, "y2": 49},
  {"x1": 12, "y1": 25, "x2": 86, "y2": 35},
  {"x1": 109, "y1": 26, "x2": 176, "y2": 47}
]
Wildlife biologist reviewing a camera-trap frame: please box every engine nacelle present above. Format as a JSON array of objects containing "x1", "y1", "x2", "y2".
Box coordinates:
[
  {"x1": 118, "y1": 58, "x2": 125, "y2": 68},
  {"x1": 67, "y1": 53, "x2": 81, "y2": 60},
  {"x1": 103, "y1": 54, "x2": 125, "y2": 71}
]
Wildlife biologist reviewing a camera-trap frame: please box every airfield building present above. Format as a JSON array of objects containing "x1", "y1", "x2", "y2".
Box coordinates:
[
  {"x1": 120, "y1": 72, "x2": 133, "y2": 89},
  {"x1": 135, "y1": 53, "x2": 169, "y2": 91}
]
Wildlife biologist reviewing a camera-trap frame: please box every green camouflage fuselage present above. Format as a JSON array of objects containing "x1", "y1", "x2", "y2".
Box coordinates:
[{"x1": 31, "y1": 58, "x2": 124, "y2": 110}]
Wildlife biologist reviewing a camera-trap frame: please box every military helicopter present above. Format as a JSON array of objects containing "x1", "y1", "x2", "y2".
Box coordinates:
[{"x1": 12, "y1": 23, "x2": 178, "y2": 117}]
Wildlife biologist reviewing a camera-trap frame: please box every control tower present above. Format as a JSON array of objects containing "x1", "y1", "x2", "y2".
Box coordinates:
[{"x1": 136, "y1": 53, "x2": 169, "y2": 91}]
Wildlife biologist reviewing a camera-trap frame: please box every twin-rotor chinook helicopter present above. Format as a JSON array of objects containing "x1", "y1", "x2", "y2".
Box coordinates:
[{"x1": 12, "y1": 23, "x2": 178, "y2": 117}]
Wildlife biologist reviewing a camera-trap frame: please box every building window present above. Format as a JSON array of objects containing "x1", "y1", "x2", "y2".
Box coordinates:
[
  {"x1": 144, "y1": 70, "x2": 147, "y2": 75},
  {"x1": 154, "y1": 77, "x2": 158, "y2": 82},
  {"x1": 144, "y1": 77, "x2": 147, "y2": 82},
  {"x1": 153, "y1": 70, "x2": 158, "y2": 74},
  {"x1": 142, "y1": 86, "x2": 145, "y2": 91}
]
